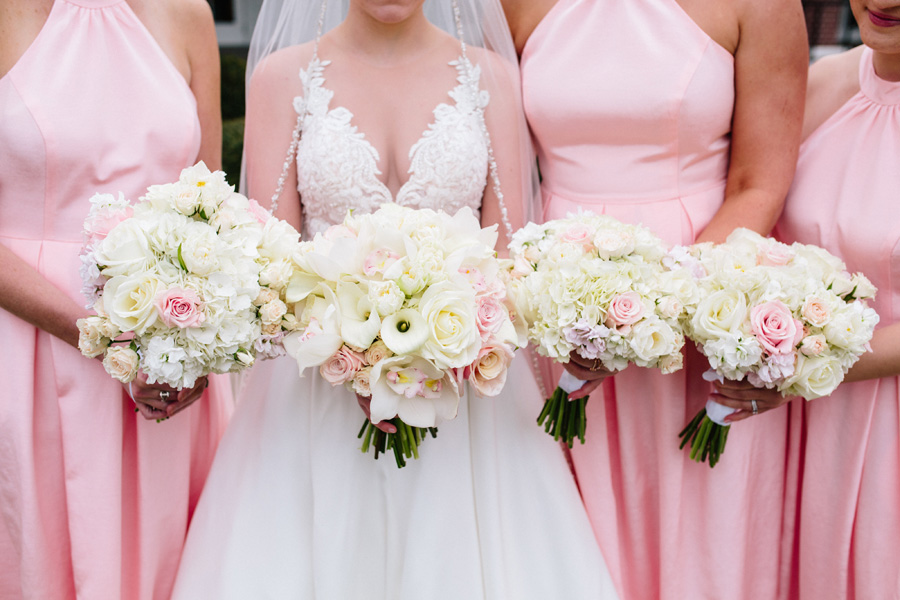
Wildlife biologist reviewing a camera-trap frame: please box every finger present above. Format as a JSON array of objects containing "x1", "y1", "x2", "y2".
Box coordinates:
[
  {"x1": 571, "y1": 377, "x2": 603, "y2": 398},
  {"x1": 569, "y1": 353, "x2": 595, "y2": 368},
  {"x1": 375, "y1": 421, "x2": 397, "y2": 434},
  {"x1": 166, "y1": 394, "x2": 203, "y2": 417},
  {"x1": 136, "y1": 403, "x2": 168, "y2": 421},
  {"x1": 714, "y1": 379, "x2": 759, "y2": 391},
  {"x1": 724, "y1": 409, "x2": 754, "y2": 423},
  {"x1": 563, "y1": 362, "x2": 605, "y2": 382},
  {"x1": 136, "y1": 397, "x2": 173, "y2": 412},
  {"x1": 711, "y1": 384, "x2": 767, "y2": 401}
]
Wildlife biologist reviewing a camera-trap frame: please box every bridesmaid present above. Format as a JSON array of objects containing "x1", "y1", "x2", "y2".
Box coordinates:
[
  {"x1": 0, "y1": 1, "x2": 231, "y2": 598},
  {"x1": 501, "y1": 0, "x2": 807, "y2": 598},
  {"x1": 771, "y1": 1, "x2": 900, "y2": 596}
]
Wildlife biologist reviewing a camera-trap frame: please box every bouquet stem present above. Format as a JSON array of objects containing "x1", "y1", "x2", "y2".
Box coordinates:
[
  {"x1": 357, "y1": 418, "x2": 438, "y2": 469},
  {"x1": 536, "y1": 385, "x2": 588, "y2": 448},
  {"x1": 678, "y1": 408, "x2": 730, "y2": 468}
]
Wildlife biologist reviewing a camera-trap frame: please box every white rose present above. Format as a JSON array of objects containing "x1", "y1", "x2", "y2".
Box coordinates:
[
  {"x1": 799, "y1": 334, "x2": 828, "y2": 356},
  {"x1": 103, "y1": 274, "x2": 163, "y2": 334},
  {"x1": 93, "y1": 219, "x2": 151, "y2": 277},
  {"x1": 173, "y1": 187, "x2": 201, "y2": 215},
  {"x1": 656, "y1": 295, "x2": 684, "y2": 320},
  {"x1": 629, "y1": 318, "x2": 680, "y2": 364},
  {"x1": 368, "y1": 280, "x2": 405, "y2": 316},
  {"x1": 783, "y1": 353, "x2": 844, "y2": 399},
  {"x1": 254, "y1": 287, "x2": 280, "y2": 306},
  {"x1": 102, "y1": 346, "x2": 140, "y2": 383},
  {"x1": 259, "y1": 299, "x2": 287, "y2": 325},
  {"x1": 418, "y1": 282, "x2": 480, "y2": 369},
  {"x1": 352, "y1": 366, "x2": 373, "y2": 396},
  {"x1": 77, "y1": 316, "x2": 109, "y2": 357},
  {"x1": 594, "y1": 228, "x2": 636, "y2": 259},
  {"x1": 691, "y1": 289, "x2": 748, "y2": 340}
]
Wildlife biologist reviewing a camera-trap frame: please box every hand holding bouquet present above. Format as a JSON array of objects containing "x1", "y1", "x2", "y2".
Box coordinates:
[
  {"x1": 680, "y1": 228, "x2": 879, "y2": 466},
  {"x1": 284, "y1": 204, "x2": 520, "y2": 467},
  {"x1": 508, "y1": 213, "x2": 696, "y2": 446},
  {"x1": 77, "y1": 162, "x2": 300, "y2": 395}
]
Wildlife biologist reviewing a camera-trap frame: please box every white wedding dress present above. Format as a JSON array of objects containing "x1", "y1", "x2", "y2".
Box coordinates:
[{"x1": 172, "y1": 47, "x2": 619, "y2": 600}]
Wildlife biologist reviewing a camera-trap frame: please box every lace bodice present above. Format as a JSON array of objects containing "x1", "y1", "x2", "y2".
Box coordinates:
[{"x1": 293, "y1": 57, "x2": 490, "y2": 236}]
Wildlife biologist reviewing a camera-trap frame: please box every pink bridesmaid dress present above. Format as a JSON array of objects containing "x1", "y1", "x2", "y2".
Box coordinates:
[
  {"x1": 776, "y1": 47, "x2": 900, "y2": 600},
  {"x1": 0, "y1": 1, "x2": 231, "y2": 598},
  {"x1": 521, "y1": 1, "x2": 790, "y2": 598}
]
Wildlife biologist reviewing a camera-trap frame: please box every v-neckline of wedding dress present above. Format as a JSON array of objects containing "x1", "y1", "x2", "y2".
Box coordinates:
[{"x1": 293, "y1": 54, "x2": 491, "y2": 236}]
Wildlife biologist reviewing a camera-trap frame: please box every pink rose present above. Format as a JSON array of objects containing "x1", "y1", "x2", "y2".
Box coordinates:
[
  {"x1": 561, "y1": 224, "x2": 592, "y2": 245},
  {"x1": 757, "y1": 241, "x2": 794, "y2": 266},
  {"x1": 605, "y1": 292, "x2": 645, "y2": 327},
  {"x1": 799, "y1": 334, "x2": 827, "y2": 357},
  {"x1": 750, "y1": 300, "x2": 803, "y2": 355},
  {"x1": 476, "y1": 296, "x2": 506, "y2": 339},
  {"x1": 466, "y1": 342, "x2": 514, "y2": 397},
  {"x1": 319, "y1": 345, "x2": 365, "y2": 385},
  {"x1": 801, "y1": 297, "x2": 831, "y2": 327},
  {"x1": 247, "y1": 198, "x2": 271, "y2": 224},
  {"x1": 155, "y1": 288, "x2": 205, "y2": 328}
]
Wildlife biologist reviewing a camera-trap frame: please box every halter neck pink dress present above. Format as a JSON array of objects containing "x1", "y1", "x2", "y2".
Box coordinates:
[
  {"x1": 521, "y1": 1, "x2": 790, "y2": 598},
  {"x1": 0, "y1": 1, "x2": 231, "y2": 598},
  {"x1": 776, "y1": 47, "x2": 900, "y2": 600}
]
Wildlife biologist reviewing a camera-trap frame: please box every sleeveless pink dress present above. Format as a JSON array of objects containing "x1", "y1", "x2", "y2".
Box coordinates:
[
  {"x1": 521, "y1": 1, "x2": 790, "y2": 598},
  {"x1": 776, "y1": 47, "x2": 900, "y2": 600},
  {"x1": 0, "y1": 1, "x2": 231, "y2": 598}
]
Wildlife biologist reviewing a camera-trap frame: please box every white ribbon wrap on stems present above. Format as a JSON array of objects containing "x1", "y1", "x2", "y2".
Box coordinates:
[
  {"x1": 704, "y1": 398, "x2": 736, "y2": 426},
  {"x1": 558, "y1": 370, "x2": 586, "y2": 395}
]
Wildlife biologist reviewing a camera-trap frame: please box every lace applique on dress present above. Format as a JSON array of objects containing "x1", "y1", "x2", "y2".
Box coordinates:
[{"x1": 293, "y1": 57, "x2": 490, "y2": 237}]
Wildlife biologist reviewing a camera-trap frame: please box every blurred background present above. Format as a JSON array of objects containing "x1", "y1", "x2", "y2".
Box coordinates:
[{"x1": 207, "y1": 0, "x2": 861, "y2": 190}]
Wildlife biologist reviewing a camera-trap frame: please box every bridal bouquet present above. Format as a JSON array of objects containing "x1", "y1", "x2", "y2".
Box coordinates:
[
  {"x1": 284, "y1": 203, "x2": 521, "y2": 467},
  {"x1": 77, "y1": 162, "x2": 300, "y2": 391},
  {"x1": 679, "y1": 228, "x2": 879, "y2": 466},
  {"x1": 508, "y1": 213, "x2": 695, "y2": 446}
]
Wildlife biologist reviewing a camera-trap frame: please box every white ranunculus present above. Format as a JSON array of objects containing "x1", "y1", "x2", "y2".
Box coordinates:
[
  {"x1": 77, "y1": 316, "x2": 109, "y2": 357},
  {"x1": 368, "y1": 280, "x2": 405, "y2": 316},
  {"x1": 179, "y1": 221, "x2": 220, "y2": 275},
  {"x1": 824, "y1": 302, "x2": 878, "y2": 349},
  {"x1": 259, "y1": 259, "x2": 293, "y2": 291},
  {"x1": 103, "y1": 274, "x2": 163, "y2": 335},
  {"x1": 418, "y1": 282, "x2": 480, "y2": 369}
]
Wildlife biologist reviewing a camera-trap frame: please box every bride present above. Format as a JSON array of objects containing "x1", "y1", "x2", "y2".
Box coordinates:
[{"x1": 172, "y1": 1, "x2": 618, "y2": 598}]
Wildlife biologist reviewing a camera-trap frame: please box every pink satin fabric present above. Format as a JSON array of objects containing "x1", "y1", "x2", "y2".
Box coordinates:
[
  {"x1": 0, "y1": 1, "x2": 231, "y2": 598},
  {"x1": 521, "y1": 0, "x2": 792, "y2": 598},
  {"x1": 776, "y1": 47, "x2": 900, "y2": 600}
]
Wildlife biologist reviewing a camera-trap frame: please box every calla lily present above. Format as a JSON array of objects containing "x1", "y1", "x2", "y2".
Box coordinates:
[
  {"x1": 336, "y1": 281, "x2": 381, "y2": 349},
  {"x1": 380, "y1": 308, "x2": 428, "y2": 356},
  {"x1": 370, "y1": 356, "x2": 460, "y2": 427},
  {"x1": 285, "y1": 271, "x2": 322, "y2": 303}
]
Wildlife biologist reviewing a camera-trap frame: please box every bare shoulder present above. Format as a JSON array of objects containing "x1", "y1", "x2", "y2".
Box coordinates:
[
  {"x1": 466, "y1": 45, "x2": 519, "y2": 95},
  {"x1": 162, "y1": 0, "x2": 214, "y2": 30},
  {"x1": 802, "y1": 46, "x2": 864, "y2": 141},
  {"x1": 0, "y1": 0, "x2": 53, "y2": 79},
  {"x1": 249, "y1": 43, "x2": 315, "y2": 98}
]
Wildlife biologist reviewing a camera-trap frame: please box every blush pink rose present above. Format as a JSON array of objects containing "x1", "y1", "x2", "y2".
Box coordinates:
[
  {"x1": 247, "y1": 198, "x2": 271, "y2": 224},
  {"x1": 606, "y1": 292, "x2": 645, "y2": 327},
  {"x1": 750, "y1": 300, "x2": 803, "y2": 355},
  {"x1": 155, "y1": 288, "x2": 205, "y2": 328},
  {"x1": 319, "y1": 345, "x2": 365, "y2": 385},
  {"x1": 757, "y1": 242, "x2": 794, "y2": 266},
  {"x1": 466, "y1": 342, "x2": 514, "y2": 397},
  {"x1": 476, "y1": 296, "x2": 506, "y2": 339},
  {"x1": 801, "y1": 297, "x2": 831, "y2": 327},
  {"x1": 561, "y1": 223, "x2": 593, "y2": 248}
]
